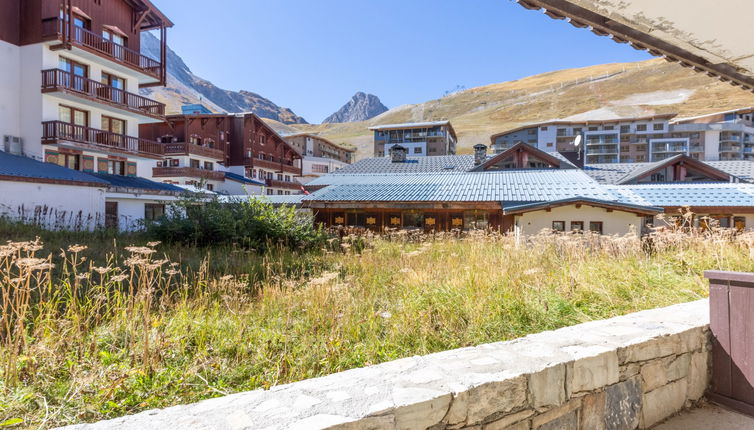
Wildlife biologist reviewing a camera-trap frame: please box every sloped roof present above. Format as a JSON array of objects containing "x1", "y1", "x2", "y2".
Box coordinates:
[
  {"x1": 224, "y1": 171, "x2": 265, "y2": 186},
  {"x1": 609, "y1": 183, "x2": 754, "y2": 207},
  {"x1": 472, "y1": 142, "x2": 577, "y2": 171},
  {"x1": 90, "y1": 173, "x2": 184, "y2": 194},
  {"x1": 585, "y1": 158, "x2": 754, "y2": 184},
  {"x1": 503, "y1": 197, "x2": 663, "y2": 215},
  {"x1": 303, "y1": 170, "x2": 614, "y2": 203},
  {"x1": 614, "y1": 154, "x2": 731, "y2": 185},
  {"x1": 0, "y1": 151, "x2": 107, "y2": 187},
  {"x1": 329, "y1": 155, "x2": 478, "y2": 175}
]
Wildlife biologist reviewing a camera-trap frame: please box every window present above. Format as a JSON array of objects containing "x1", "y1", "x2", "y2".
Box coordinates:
[
  {"x1": 621, "y1": 145, "x2": 629, "y2": 153},
  {"x1": 402, "y1": 211, "x2": 424, "y2": 228},
  {"x1": 203, "y1": 161, "x2": 213, "y2": 170},
  {"x1": 556, "y1": 128, "x2": 567, "y2": 137},
  {"x1": 650, "y1": 173, "x2": 665, "y2": 182},
  {"x1": 107, "y1": 160, "x2": 125, "y2": 175},
  {"x1": 540, "y1": 127, "x2": 548, "y2": 131},
  {"x1": 570, "y1": 221, "x2": 584, "y2": 232},
  {"x1": 206, "y1": 184, "x2": 214, "y2": 191},
  {"x1": 277, "y1": 173, "x2": 283, "y2": 181},
  {"x1": 266, "y1": 188, "x2": 273, "y2": 195},
  {"x1": 528, "y1": 129, "x2": 537, "y2": 135},
  {"x1": 589, "y1": 221, "x2": 603, "y2": 234},
  {"x1": 547, "y1": 142, "x2": 553, "y2": 147},
  {"x1": 285, "y1": 191, "x2": 290, "y2": 195},
  {"x1": 620, "y1": 125, "x2": 630, "y2": 133},
  {"x1": 277, "y1": 190, "x2": 283, "y2": 195},
  {"x1": 552, "y1": 221, "x2": 565, "y2": 232},
  {"x1": 258, "y1": 153, "x2": 264, "y2": 160},
  {"x1": 285, "y1": 175, "x2": 291, "y2": 182},
  {"x1": 312, "y1": 164, "x2": 328, "y2": 173},
  {"x1": 267, "y1": 171, "x2": 273, "y2": 180},
  {"x1": 190, "y1": 136, "x2": 202, "y2": 145},
  {"x1": 636, "y1": 124, "x2": 648, "y2": 132},
  {"x1": 251, "y1": 169, "x2": 257, "y2": 178},
  {"x1": 259, "y1": 135, "x2": 266, "y2": 145},
  {"x1": 58, "y1": 105, "x2": 88, "y2": 126},
  {"x1": 101, "y1": 72, "x2": 125, "y2": 90},
  {"x1": 102, "y1": 29, "x2": 126, "y2": 47},
  {"x1": 144, "y1": 203, "x2": 165, "y2": 221},
  {"x1": 603, "y1": 125, "x2": 614, "y2": 131},
  {"x1": 636, "y1": 155, "x2": 646, "y2": 162},
  {"x1": 413, "y1": 147, "x2": 422, "y2": 154},
  {"x1": 572, "y1": 128, "x2": 582, "y2": 134},
  {"x1": 734, "y1": 216, "x2": 746, "y2": 231},
  {"x1": 588, "y1": 126, "x2": 598, "y2": 131},
  {"x1": 190, "y1": 159, "x2": 200, "y2": 168},
  {"x1": 57, "y1": 153, "x2": 80, "y2": 170},
  {"x1": 101, "y1": 116, "x2": 125, "y2": 134},
  {"x1": 463, "y1": 211, "x2": 489, "y2": 230},
  {"x1": 59, "y1": 57, "x2": 88, "y2": 90},
  {"x1": 653, "y1": 123, "x2": 664, "y2": 131}
]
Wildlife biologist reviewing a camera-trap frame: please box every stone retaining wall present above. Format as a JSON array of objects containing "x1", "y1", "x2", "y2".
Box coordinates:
[{"x1": 60, "y1": 300, "x2": 710, "y2": 430}]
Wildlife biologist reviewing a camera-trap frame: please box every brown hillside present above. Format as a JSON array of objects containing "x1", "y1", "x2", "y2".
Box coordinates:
[{"x1": 267, "y1": 59, "x2": 754, "y2": 160}]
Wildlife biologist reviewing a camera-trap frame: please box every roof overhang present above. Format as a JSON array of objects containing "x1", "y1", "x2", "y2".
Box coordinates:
[
  {"x1": 514, "y1": 0, "x2": 754, "y2": 92},
  {"x1": 474, "y1": 142, "x2": 565, "y2": 171},
  {"x1": 616, "y1": 154, "x2": 733, "y2": 184},
  {"x1": 503, "y1": 197, "x2": 664, "y2": 216},
  {"x1": 302, "y1": 200, "x2": 504, "y2": 210}
]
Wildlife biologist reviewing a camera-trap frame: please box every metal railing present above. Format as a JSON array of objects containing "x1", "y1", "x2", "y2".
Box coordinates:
[
  {"x1": 42, "y1": 120, "x2": 163, "y2": 155},
  {"x1": 163, "y1": 142, "x2": 225, "y2": 160},
  {"x1": 41, "y1": 18, "x2": 161, "y2": 78},
  {"x1": 41, "y1": 69, "x2": 164, "y2": 117}
]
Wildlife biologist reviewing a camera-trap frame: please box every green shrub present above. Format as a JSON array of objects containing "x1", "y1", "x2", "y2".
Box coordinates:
[{"x1": 145, "y1": 196, "x2": 327, "y2": 250}]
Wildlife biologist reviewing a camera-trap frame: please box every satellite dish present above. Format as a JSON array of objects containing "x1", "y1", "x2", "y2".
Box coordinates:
[{"x1": 574, "y1": 134, "x2": 582, "y2": 148}]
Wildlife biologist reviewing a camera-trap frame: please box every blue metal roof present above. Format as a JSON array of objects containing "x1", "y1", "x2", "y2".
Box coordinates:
[
  {"x1": 304, "y1": 170, "x2": 615, "y2": 202},
  {"x1": 327, "y1": 155, "x2": 478, "y2": 176},
  {"x1": 0, "y1": 151, "x2": 107, "y2": 186},
  {"x1": 608, "y1": 183, "x2": 754, "y2": 207},
  {"x1": 89, "y1": 173, "x2": 185, "y2": 193},
  {"x1": 181, "y1": 104, "x2": 213, "y2": 114},
  {"x1": 224, "y1": 171, "x2": 265, "y2": 186}
]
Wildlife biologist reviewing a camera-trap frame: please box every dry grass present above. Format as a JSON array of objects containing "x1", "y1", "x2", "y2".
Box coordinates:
[{"x1": 2, "y1": 227, "x2": 754, "y2": 428}]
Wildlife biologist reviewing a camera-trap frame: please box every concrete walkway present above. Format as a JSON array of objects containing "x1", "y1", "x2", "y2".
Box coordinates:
[{"x1": 654, "y1": 403, "x2": 754, "y2": 429}]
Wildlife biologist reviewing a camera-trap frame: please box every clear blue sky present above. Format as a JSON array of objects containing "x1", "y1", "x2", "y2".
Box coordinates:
[{"x1": 152, "y1": 0, "x2": 652, "y2": 123}]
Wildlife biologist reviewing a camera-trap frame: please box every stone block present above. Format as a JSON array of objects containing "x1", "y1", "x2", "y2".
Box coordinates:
[
  {"x1": 483, "y1": 409, "x2": 534, "y2": 430},
  {"x1": 619, "y1": 363, "x2": 640, "y2": 382},
  {"x1": 465, "y1": 377, "x2": 528, "y2": 425},
  {"x1": 391, "y1": 387, "x2": 451, "y2": 430},
  {"x1": 641, "y1": 378, "x2": 688, "y2": 428},
  {"x1": 529, "y1": 364, "x2": 566, "y2": 408},
  {"x1": 604, "y1": 377, "x2": 641, "y2": 430},
  {"x1": 618, "y1": 336, "x2": 679, "y2": 365},
  {"x1": 580, "y1": 390, "x2": 606, "y2": 430},
  {"x1": 640, "y1": 354, "x2": 690, "y2": 393},
  {"x1": 445, "y1": 391, "x2": 470, "y2": 426},
  {"x1": 532, "y1": 398, "x2": 581, "y2": 429},
  {"x1": 331, "y1": 415, "x2": 395, "y2": 430},
  {"x1": 571, "y1": 350, "x2": 619, "y2": 393},
  {"x1": 687, "y1": 351, "x2": 709, "y2": 401},
  {"x1": 534, "y1": 409, "x2": 578, "y2": 430}
]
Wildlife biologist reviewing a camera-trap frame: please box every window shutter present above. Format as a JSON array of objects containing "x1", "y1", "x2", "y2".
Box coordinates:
[
  {"x1": 126, "y1": 161, "x2": 137, "y2": 177},
  {"x1": 97, "y1": 158, "x2": 108, "y2": 173},
  {"x1": 82, "y1": 155, "x2": 95, "y2": 172},
  {"x1": 44, "y1": 150, "x2": 59, "y2": 164}
]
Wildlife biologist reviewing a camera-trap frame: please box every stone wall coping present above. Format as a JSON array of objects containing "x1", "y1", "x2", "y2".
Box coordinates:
[{"x1": 58, "y1": 299, "x2": 710, "y2": 430}]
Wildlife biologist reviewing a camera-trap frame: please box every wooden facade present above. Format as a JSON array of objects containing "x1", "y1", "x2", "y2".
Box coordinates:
[
  {"x1": 311, "y1": 206, "x2": 512, "y2": 233},
  {"x1": 1, "y1": 0, "x2": 171, "y2": 86},
  {"x1": 140, "y1": 114, "x2": 231, "y2": 163},
  {"x1": 229, "y1": 113, "x2": 302, "y2": 177}
]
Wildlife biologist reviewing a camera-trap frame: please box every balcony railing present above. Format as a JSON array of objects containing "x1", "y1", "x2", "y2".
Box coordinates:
[
  {"x1": 152, "y1": 167, "x2": 225, "y2": 181},
  {"x1": 42, "y1": 120, "x2": 163, "y2": 156},
  {"x1": 253, "y1": 157, "x2": 301, "y2": 174},
  {"x1": 720, "y1": 144, "x2": 743, "y2": 152},
  {"x1": 41, "y1": 18, "x2": 161, "y2": 79},
  {"x1": 41, "y1": 69, "x2": 164, "y2": 118},
  {"x1": 163, "y1": 142, "x2": 225, "y2": 160},
  {"x1": 265, "y1": 178, "x2": 301, "y2": 190}
]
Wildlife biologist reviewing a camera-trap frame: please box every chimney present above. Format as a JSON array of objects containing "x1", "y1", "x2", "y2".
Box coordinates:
[
  {"x1": 473, "y1": 144, "x2": 487, "y2": 165},
  {"x1": 389, "y1": 144, "x2": 407, "y2": 163}
]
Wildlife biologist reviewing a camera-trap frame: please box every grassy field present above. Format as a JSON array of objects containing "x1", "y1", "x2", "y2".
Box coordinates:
[{"x1": 2, "y1": 225, "x2": 753, "y2": 428}]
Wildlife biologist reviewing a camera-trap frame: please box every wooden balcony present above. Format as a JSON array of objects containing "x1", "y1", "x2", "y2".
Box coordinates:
[
  {"x1": 41, "y1": 18, "x2": 162, "y2": 81},
  {"x1": 153, "y1": 167, "x2": 225, "y2": 181},
  {"x1": 41, "y1": 69, "x2": 165, "y2": 119},
  {"x1": 252, "y1": 157, "x2": 301, "y2": 175},
  {"x1": 42, "y1": 120, "x2": 164, "y2": 157},
  {"x1": 163, "y1": 142, "x2": 225, "y2": 160},
  {"x1": 265, "y1": 178, "x2": 302, "y2": 190}
]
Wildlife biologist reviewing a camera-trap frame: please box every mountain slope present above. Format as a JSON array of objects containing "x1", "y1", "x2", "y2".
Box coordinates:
[
  {"x1": 323, "y1": 92, "x2": 388, "y2": 123},
  {"x1": 287, "y1": 59, "x2": 754, "y2": 160},
  {"x1": 140, "y1": 33, "x2": 307, "y2": 124}
]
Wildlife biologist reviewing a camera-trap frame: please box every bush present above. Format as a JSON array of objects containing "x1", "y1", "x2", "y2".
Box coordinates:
[{"x1": 145, "y1": 196, "x2": 327, "y2": 250}]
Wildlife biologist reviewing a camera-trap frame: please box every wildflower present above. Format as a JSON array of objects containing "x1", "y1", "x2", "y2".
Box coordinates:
[
  {"x1": 15, "y1": 258, "x2": 46, "y2": 268},
  {"x1": 124, "y1": 256, "x2": 148, "y2": 266},
  {"x1": 147, "y1": 241, "x2": 162, "y2": 247},
  {"x1": 67, "y1": 245, "x2": 88, "y2": 253},
  {"x1": 220, "y1": 275, "x2": 234, "y2": 281},
  {"x1": 76, "y1": 273, "x2": 90, "y2": 280},
  {"x1": 125, "y1": 246, "x2": 156, "y2": 255},
  {"x1": 111, "y1": 274, "x2": 128, "y2": 282},
  {"x1": 93, "y1": 266, "x2": 111, "y2": 275},
  {"x1": 166, "y1": 269, "x2": 180, "y2": 276}
]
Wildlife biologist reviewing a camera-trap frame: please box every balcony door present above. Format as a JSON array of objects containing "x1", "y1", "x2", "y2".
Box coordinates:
[
  {"x1": 102, "y1": 28, "x2": 127, "y2": 61},
  {"x1": 59, "y1": 57, "x2": 88, "y2": 92},
  {"x1": 58, "y1": 105, "x2": 88, "y2": 141},
  {"x1": 59, "y1": 10, "x2": 90, "y2": 42},
  {"x1": 101, "y1": 116, "x2": 127, "y2": 149},
  {"x1": 101, "y1": 72, "x2": 125, "y2": 104}
]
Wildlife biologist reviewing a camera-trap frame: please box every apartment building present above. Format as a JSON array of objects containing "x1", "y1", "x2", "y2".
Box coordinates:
[
  {"x1": 283, "y1": 133, "x2": 355, "y2": 183},
  {"x1": 0, "y1": 0, "x2": 183, "y2": 230},
  {"x1": 490, "y1": 108, "x2": 754, "y2": 164},
  {"x1": 370, "y1": 121, "x2": 457, "y2": 157},
  {"x1": 228, "y1": 113, "x2": 303, "y2": 195},
  {"x1": 140, "y1": 112, "x2": 266, "y2": 194}
]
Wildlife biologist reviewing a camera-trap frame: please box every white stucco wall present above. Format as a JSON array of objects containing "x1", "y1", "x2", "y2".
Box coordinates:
[
  {"x1": 0, "y1": 180, "x2": 105, "y2": 229},
  {"x1": 105, "y1": 194, "x2": 179, "y2": 231},
  {"x1": 515, "y1": 204, "x2": 644, "y2": 236},
  {"x1": 301, "y1": 156, "x2": 349, "y2": 176},
  {"x1": 0, "y1": 40, "x2": 21, "y2": 148}
]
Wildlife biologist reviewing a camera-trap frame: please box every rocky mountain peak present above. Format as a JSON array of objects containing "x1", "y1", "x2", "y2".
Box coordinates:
[{"x1": 323, "y1": 92, "x2": 388, "y2": 123}]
